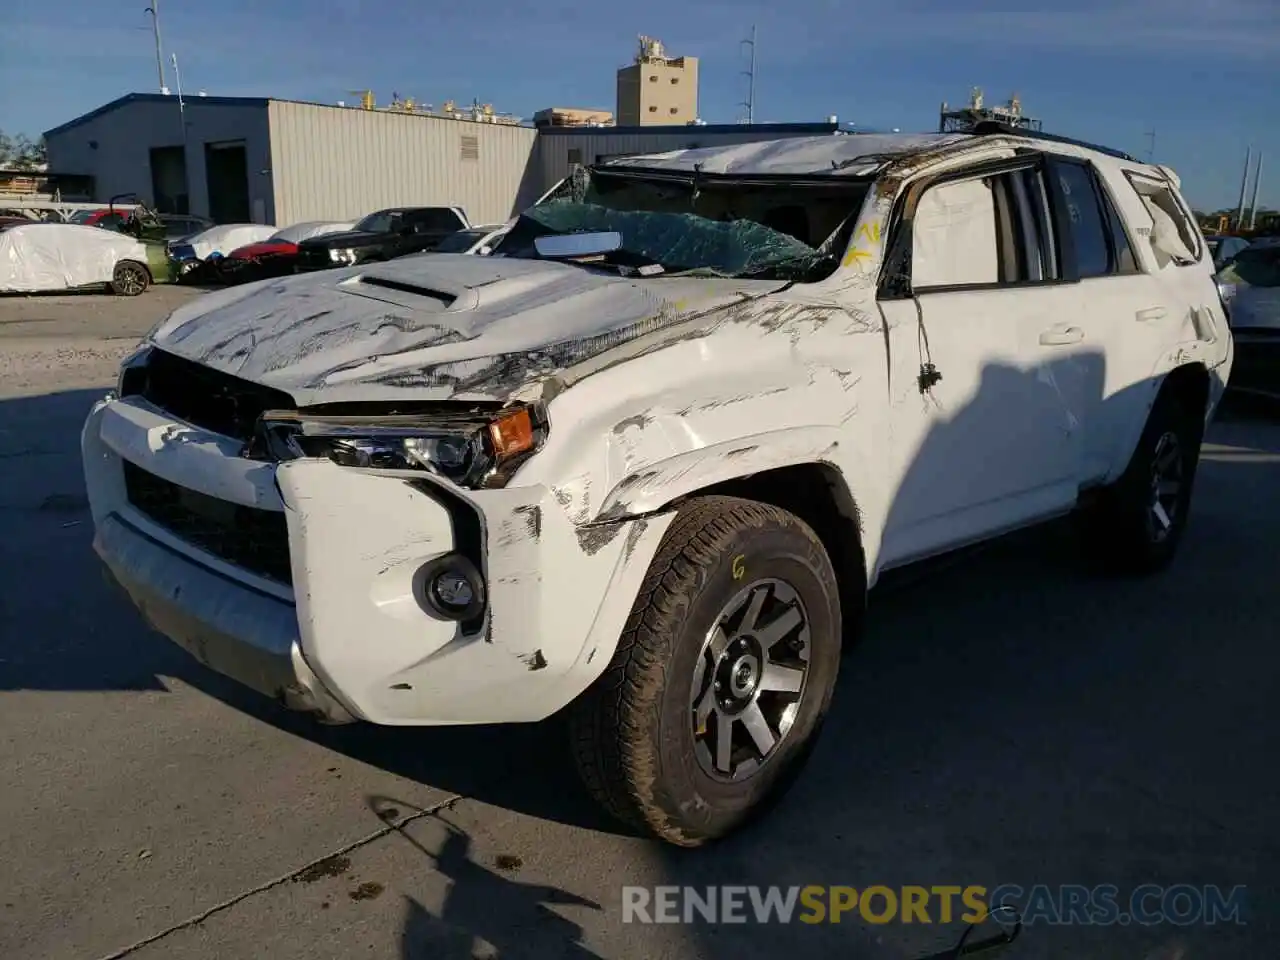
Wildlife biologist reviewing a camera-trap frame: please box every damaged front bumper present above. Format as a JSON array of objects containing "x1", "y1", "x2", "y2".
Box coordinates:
[{"x1": 81, "y1": 395, "x2": 672, "y2": 726}]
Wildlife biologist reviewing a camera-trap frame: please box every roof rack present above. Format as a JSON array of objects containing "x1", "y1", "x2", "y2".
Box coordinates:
[{"x1": 970, "y1": 120, "x2": 1138, "y2": 162}]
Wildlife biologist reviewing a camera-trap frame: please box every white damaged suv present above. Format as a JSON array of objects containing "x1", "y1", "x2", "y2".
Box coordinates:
[{"x1": 83, "y1": 126, "x2": 1232, "y2": 846}]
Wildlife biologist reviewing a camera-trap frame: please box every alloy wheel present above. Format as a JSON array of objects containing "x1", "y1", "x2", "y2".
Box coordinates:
[
  {"x1": 691, "y1": 578, "x2": 811, "y2": 782},
  {"x1": 1146, "y1": 430, "x2": 1184, "y2": 543}
]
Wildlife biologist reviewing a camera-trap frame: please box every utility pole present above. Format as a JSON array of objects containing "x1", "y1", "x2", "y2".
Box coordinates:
[
  {"x1": 1144, "y1": 129, "x2": 1155, "y2": 163},
  {"x1": 739, "y1": 25, "x2": 757, "y2": 124},
  {"x1": 145, "y1": 2, "x2": 168, "y2": 93},
  {"x1": 1235, "y1": 147, "x2": 1253, "y2": 232},
  {"x1": 1247, "y1": 152, "x2": 1264, "y2": 231}
]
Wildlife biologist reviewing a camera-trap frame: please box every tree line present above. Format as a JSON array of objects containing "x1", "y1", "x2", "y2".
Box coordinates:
[{"x1": 0, "y1": 131, "x2": 49, "y2": 170}]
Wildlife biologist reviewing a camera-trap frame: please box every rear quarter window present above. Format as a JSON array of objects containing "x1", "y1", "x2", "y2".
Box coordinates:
[{"x1": 1123, "y1": 171, "x2": 1204, "y2": 266}]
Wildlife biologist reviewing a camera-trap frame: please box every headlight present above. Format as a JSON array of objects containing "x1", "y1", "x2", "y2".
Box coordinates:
[
  {"x1": 329, "y1": 248, "x2": 359, "y2": 264},
  {"x1": 246, "y1": 402, "x2": 549, "y2": 489},
  {"x1": 116, "y1": 343, "x2": 154, "y2": 396}
]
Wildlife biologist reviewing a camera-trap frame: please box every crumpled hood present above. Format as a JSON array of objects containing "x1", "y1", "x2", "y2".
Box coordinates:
[{"x1": 148, "y1": 254, "x2": 788, "y2": 404}]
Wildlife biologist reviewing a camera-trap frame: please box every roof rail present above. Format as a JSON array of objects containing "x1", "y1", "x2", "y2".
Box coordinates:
[{"x1": 970, "y1": 120, "x2": 1139, "y2": 162}]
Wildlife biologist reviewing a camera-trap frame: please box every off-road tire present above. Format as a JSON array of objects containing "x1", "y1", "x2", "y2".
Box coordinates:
[
  {"x1": 110, "y1": 260, "x2": 150, "y2": 297},
  {"x1": 1079, "y1": 386, "x2": 1204, "y2": 575},
  {"x1": 568, "y1": 495, "x2": 842, "y2": 847}
]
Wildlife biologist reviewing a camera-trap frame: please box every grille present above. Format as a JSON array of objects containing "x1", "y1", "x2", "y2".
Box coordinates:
[
  {"x1": 296, "y1": 246, "x2": 332, "y2": 271},
  {"x1": 122, "y1": 348, "x2": 296, "y2": 443},
  {"x1": 123, "y1": 459, "x2": 293, "y2": 586}
]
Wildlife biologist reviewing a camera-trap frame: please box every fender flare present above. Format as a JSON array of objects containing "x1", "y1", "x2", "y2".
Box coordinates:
[
  {"x1": 595, "y1": 425, "x2": 847, "y2": 522},
  {"x1": 1103, "y1": 344, "x2": 1219, "y2": 485}
]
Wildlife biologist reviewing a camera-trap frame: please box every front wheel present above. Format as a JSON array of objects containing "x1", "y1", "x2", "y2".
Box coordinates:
[
  {"x1": 110, "y1": 260, "x2": 150, "y2": 296},
  {"x1": 569, "y1": 496, "x2": 842, "y2": 846}
]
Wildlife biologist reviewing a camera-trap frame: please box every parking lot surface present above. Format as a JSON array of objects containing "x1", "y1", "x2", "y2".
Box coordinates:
[{"x1": 2, "y1": 289, "x2": 1276, "y2": 959}]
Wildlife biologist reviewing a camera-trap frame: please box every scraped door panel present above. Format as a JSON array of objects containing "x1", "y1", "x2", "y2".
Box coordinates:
[
  {"x1": 875, "y1": 173, "x2": 1089, "y2": 568},
  {"x1": 876, "y1": 289, "x2": 1088, "y2": 567}
]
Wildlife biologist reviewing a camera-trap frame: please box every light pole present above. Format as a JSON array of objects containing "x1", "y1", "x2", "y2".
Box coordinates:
[
  {"x1": 739, "y1": 25, "x2": 757, "y2": 124},
  {"x1": 144, "y1": 2, "x2": 167, "y2": 93}
]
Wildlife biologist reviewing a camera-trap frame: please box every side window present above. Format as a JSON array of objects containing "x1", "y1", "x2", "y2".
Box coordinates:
[
  {"x1": 405, "y1": 209, "x2": 461, "y2": 232},
  {"x1": 908, "y1": 166, "x2": 1059, "y2": 292},
  {"x1": 1053, "y1": 161, "x2": 1112, "y2": 279},
  {"x1": 1101, "y1": 188, "x2": 1140, "y2": 275},
  {"x1": 910, "y1": 177, "x2": 1000, "y2": 289}
]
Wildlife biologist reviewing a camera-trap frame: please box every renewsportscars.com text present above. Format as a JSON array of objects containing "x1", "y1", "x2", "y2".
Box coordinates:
[{"x1": 622, "y1": 884, "x2": 1248, "y2": 926}]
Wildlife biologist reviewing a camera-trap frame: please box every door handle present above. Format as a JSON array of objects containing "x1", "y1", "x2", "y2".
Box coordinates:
[
  {"x1": 1136, "y1": 306, "x2": 1167, "y2": 321},
  {"x1": 1039, "y1": 325, "x2": 1084, "y2": 346}
]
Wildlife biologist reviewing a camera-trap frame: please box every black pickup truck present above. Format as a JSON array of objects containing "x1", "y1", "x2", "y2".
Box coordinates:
[{"x1": 295, "y1": 206, "x2": 469, "y2": 271}]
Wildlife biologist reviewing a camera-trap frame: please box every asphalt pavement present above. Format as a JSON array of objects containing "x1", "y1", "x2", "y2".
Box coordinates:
[{"x1": 1, "y1": 287, "x2": 1276, "y2": 960}]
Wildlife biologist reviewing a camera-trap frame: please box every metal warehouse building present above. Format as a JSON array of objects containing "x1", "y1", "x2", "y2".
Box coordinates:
[{"x1": 43, "y1": 93, "x2": 844, "y2": 228}]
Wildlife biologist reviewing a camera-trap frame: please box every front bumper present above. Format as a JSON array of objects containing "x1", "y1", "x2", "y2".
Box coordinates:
[{"x1": 81, "y1": 395, "x2": 672, "y2": 726}]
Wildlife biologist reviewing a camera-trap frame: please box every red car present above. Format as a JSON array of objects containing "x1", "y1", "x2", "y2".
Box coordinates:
[
  {"x1": 216, "y1": 220, "x2": 354, "y2": 284},
  {"x1": 70, "y1": 208, "x2": 131, "y2": 230}
]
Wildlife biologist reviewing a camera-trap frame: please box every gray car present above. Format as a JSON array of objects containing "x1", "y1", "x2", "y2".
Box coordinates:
[
  {"x1": 1207, "y1": 234, "x2": 1250, "y2": 270},
  {"x1": 1220, "y1": 238, "x2": 1280, "y2": 398}
]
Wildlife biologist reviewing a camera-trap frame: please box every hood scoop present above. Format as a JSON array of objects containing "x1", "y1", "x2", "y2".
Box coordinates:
[
  {"x1": 341, "y1": 273, "x2": 479, "y2": 312},
  {"x1": 358, "y1": 274, "x2": 457, "y2": 305}
]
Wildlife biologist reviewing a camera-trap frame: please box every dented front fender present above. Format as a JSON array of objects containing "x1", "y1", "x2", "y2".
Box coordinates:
[{"x1": 595, "y1": 426, "x2": 844, "y2": 521}]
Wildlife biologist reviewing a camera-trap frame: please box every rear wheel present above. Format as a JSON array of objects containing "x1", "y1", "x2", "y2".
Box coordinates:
[
  {"x1": 1079, "y1": 386, "x2": 1204, "y2": 575},
  {"x1": 110, "y1": 260, "x2": 149, "y2": 296},
  {"x1": 569, "y1": 496, "x2": 842, "y2": 846}
]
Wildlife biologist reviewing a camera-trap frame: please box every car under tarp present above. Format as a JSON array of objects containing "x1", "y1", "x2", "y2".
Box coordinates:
[{"x1": 0, "y1": 223, "x2": 149, "y2": 293}]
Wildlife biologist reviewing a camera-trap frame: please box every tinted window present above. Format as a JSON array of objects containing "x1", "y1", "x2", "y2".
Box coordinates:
[
  {"x1": 354, "y1": 210, "x2": 400, "y2": 233},
  {"x1": 405, "y1": 208, "x2": 465, "y2": 231},
  {"x1": 1098, "y1": 182, "x2": 1139, "y2": 275},
  {"x1": 1054, "y1": 161, "x2": 1111, "y2": 278},
  {"x1": 435, "y1": 229, "x2": 485, "y2": 252}
]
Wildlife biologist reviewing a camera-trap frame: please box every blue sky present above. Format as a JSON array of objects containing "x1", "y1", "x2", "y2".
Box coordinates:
[{"x1": 2, "y1": 0, "x2": 1276, "y2": 211}]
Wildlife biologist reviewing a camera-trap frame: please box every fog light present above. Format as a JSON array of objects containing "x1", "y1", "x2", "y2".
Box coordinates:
[
  {"x1": 419, "y1": 554, "x2": 485, "y2": 622},
  {"x1": 432, "y1": 571, "x2": 474, "y2": 608}
]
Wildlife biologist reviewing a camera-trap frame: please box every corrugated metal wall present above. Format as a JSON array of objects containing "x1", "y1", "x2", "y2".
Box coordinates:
[
  {"x1": 45, "y1": 99, "x2": 274, "y2": 222},
  {"x1": 269, "y1": 101, "x2": 539, "y2": 226},
  {"x1": 537, "y1": 128, "x2": 839, "y2": 189}
]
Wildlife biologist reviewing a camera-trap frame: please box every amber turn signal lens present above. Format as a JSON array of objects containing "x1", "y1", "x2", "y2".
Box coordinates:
[{"x1": 488, "y1": 408, "x2": 535, "y2": 459}]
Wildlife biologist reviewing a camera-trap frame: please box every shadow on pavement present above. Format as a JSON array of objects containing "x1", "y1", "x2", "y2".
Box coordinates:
[{"x1": 368, "y1": 796, "x2": 606, "y2": 959}]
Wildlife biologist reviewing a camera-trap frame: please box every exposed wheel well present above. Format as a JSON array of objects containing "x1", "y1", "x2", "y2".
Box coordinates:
[
  {"x1": 680, "y1": 463, "x2": 867, "y2": 634},
  {"x1": 1160, "y1": 362, "x2": 1210, "y2": 418}
]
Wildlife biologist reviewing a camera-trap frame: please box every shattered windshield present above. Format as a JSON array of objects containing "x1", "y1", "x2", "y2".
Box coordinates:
[{"x1": 499, "y1": 166, "x2": 869, "y2": 282}]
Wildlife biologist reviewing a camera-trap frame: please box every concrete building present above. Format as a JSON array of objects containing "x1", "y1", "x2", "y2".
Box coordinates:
[
  {"x1": 44, "y1": 93, "x2": 843, "y2": 228},
  {"x1": 44, "y1": 94, "x2": 541, "y2": 227},
  {"x1": 615, "y1": 37, "x2": 698, "y2": 127}
]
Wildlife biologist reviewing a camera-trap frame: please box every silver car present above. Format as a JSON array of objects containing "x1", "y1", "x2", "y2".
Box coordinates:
[{"x1": 1219, "y1": 238, "x2": 1280, "y2": 398}]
